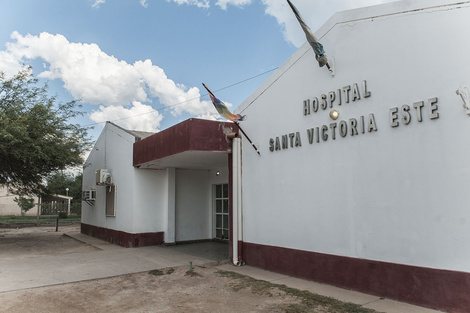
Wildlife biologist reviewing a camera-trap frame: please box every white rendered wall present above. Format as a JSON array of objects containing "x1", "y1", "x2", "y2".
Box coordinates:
[
  {"x1": 0, "y1": 186, "x2": 38, "y2": 216},
  {"x1": 237, "y1": 1, "x2": 470, "y2": 272},
  {"x1": 175, "y1": 169, "x2": 211, "y2": 241},
  {"x1": 174, "y1": 168, "x2": 229, "y2": 242},
  {"x1": 82, "y1": 123, "x2": 167, "y2": 234},
  {"x1": 82, "y1": 130, "x2": 107, "y2": 228},
  {"x1": 132, "y1": 168, "x2": 166, "y2": 233}
]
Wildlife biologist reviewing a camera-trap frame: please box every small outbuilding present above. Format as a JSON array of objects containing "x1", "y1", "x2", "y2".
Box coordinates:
[{"x1": 81, "y1": 119, "x2": 236, "y2": 247}]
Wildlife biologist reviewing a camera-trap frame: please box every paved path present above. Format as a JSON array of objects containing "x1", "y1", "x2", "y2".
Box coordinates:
[{"x1": 0, "y1": 232, "x2": 212, "y2": 293}]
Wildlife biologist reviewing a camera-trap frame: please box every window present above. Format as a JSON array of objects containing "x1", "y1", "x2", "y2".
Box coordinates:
[
  {"x1": 106, "y1": 185, "x2": 116, "y2": 217},
  {"x1": 214, "y1": 184, "x2": 229, "y2": 240}
]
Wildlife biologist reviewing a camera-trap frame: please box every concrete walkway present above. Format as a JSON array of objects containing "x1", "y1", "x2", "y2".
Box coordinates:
[
  {"x1": 0, "y1": 231, "x2": 443, "y2": 313},
  {"x1": 0, "y1": 232, "x2": 213, "y2": 293}
]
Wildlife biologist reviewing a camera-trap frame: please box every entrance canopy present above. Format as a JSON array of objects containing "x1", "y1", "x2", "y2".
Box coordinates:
[{"x1": 133, "y1": 118, "x2": 237, "y2": 170}]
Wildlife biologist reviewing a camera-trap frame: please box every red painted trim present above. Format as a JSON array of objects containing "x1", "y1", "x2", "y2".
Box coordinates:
[
  {"x1": 133, "y1": 118, "x2": 236, "y2": 167},
  {"x1": 238, "y1": 240, "x2": 243, "y2": 263},
  {"x1": 243, "y1": 242, "x2": 470, "y2": 313},
  {"x1": 81, "y1": 223, "x2": 164, "y2": 248}
]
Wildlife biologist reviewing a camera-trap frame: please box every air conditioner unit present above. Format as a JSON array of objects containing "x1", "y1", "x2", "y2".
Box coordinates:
[
  {"x1": 82, "y1": 190, "x2": 96, "y2": 201},
  {"x1": 104, "y1": 174, "x2": 113, "y2": 185},
  {"x1": 96, "y1": 169, "x2": 114, "y2": 186},
  {"x1": 96, "y1": 169, "x2": 108, "y2": 185}
]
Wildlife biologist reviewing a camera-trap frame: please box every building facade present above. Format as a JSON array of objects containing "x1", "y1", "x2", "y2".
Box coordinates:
[
  {"x1": 234, "y1": 1, "x2": 470, "y2": 312},
  {"x1": 81, "y1": 1, "x2": 470, "y2": 312},
  {"x1": 81, "y1": 119, "x2": 236, "y2": 247}
]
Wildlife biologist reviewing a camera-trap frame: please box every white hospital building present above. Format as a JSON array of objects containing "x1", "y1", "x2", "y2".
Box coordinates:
[{"x1": 82, "y1": 1, "x2": 470, "y2": 312}]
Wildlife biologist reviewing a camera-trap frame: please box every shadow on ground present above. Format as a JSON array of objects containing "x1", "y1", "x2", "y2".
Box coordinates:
[{"x1": 162, "y1": 241, "x2": 229, "y2": 262}]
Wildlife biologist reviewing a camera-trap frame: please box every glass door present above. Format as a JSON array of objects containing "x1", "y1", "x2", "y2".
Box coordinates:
[{"x1": 214, "y1": 184, "x2": 229, "y2": 240}]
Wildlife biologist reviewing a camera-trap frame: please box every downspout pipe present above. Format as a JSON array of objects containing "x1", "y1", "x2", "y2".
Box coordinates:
[
  {"x1": 232, "y1": 137, "x2": 243, "y2": 266},
  {"x1": 236, "y1": 137, "x2": 243, "y2": 264}
]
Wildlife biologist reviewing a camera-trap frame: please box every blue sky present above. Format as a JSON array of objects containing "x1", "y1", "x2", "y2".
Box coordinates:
[{"x1": 0, "y1": 0, "x2": 395, "y2": 140}]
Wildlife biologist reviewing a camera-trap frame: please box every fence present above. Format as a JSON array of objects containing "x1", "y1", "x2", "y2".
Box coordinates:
[{"x1": 40, "y1": 200, "x2": 81, "y2": 216}]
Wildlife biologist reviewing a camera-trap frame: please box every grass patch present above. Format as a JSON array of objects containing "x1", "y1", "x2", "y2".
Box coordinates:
[
  {"x1": 216, "y1": 270, "x2": 381, "y2": 313},
  {"x1": 0, "y1": 215, "x2": 81, "y2": 224},
  {"x1": 149, "y1": 269, "x2": 164, "y2": 276},
  {"x1": 149, "y1": 268, "x2": 175, "y2": 276},
  {"x1": 185, "y1": 270, "x2": 202, "y2": 277}
]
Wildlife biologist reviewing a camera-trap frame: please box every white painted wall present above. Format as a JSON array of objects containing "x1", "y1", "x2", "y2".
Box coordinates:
[
  {"x1": 237, "y1": 0, "x2": 470, "y2": 272},
  {"x1": 83, "y1": 123, "x2": 231, "y2": 241},
  {"x1": 0, "y1": 186, "x2": 38, "y2": 216},
  {"x1": 174, "y1": 167, "x2": 228, "y2": 241},
  {"x1": 133, "y1": 168, "x2": 167, "y2": 233},
  {"x1": 82, "y1": 123, "x2": 167, "y2": 235},
  {"x1": 173, "y1": 168, "x2": 229, "y2": 242},
  {"x1": 175, "y1": 169, "x2": 211, "y2": 241},
  {"x1": 82, "y1": 129, "x2": 106, "y2": 228}
]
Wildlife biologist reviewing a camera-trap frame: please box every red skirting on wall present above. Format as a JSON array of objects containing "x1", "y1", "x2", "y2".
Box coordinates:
[
  {"x1": 81, "y1": 223, "x2": 164, "y2": 248},
  {"x1": 243, "y1": 242, "x2": 470, "y2": 313}
]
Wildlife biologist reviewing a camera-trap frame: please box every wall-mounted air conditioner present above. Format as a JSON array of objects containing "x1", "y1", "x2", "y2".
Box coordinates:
[
  {"x1": 96, "y1": 169, "x2": 113, "y2": 186},
  {"x1": 104, "y1": 174, "x2": 113, "y2": 185},
  {"x1": 96, "y1": 169, "x2": 107, "y2": 185},
  {"x1": 82, "y1": 190, "x2": 96, "y2": 201}
]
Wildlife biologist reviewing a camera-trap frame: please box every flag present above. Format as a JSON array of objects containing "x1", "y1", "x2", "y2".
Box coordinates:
[
  {"x1": 286, "y1": 0, "x2": 328, "y2": 68},
  {"x1": 202, "y1": 83, "x2": 246, "y2": 122}
]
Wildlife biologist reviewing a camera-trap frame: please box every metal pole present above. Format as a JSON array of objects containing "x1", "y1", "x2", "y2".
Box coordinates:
[
  {"x1": 235, "y1": 122, "x2": 261, "y2": 156},
  {"x1": 36, "y1": 196, "x2": 41, "y2": 225}
]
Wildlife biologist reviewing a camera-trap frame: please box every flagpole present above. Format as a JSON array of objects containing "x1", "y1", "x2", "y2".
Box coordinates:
[
  {"x1": 202, "y1": 83, "x2": 261, "y2": 156},
  {"x1": 235, "y1": 122, "x2": 261, "y2": 156}
]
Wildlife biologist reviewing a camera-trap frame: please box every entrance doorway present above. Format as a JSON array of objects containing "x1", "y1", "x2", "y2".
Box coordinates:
[{"x1": 214, "y1": 184, "x2": 229, "y2": 240}]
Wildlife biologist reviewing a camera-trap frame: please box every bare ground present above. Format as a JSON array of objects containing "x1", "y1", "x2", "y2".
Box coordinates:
[
  {"x1": 0, "y1": 264, "x2": 306, "y2": 313},
  {"x1": 0, "y1": 225, "x2": 380, "y2": 313},
  {"x1": 0, "y1": 224, "x2": 98, "y2": 259}
]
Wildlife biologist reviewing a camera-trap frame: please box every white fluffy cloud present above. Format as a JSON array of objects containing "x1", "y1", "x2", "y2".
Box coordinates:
[
  {"x1": 6, "y1": 32, "x2": 148, "y2": 106},
  {"x1": 167, "y1": 0, "x2": 210, "y2": 9},
  {"x1": 92, "y1": 0, "x2": 105, "y2": 8},
  {"x1": 0, "y1": 31, "x2": 219, "y2": 132},
  {"x1": 165, "y1": 0, "x2": 251, "y2": 10},
  {"x1": 160, "y1": 0, "x2": 395, "y2": 46},
  {"x1": 89, "y1": 101, "x2": 163, "y2": 132},
  {"x1": 0, "y1": 50, "x2": 25, "y2": 78},
  {"x1": 215, "y1": 0, "x2": 252, "y2": 10}
]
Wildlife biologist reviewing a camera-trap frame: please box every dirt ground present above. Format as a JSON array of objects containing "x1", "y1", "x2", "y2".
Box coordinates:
[
  {"x1": 0, "y1": 225, "x2": 378, "y2": 313},
  {"x1": 0, "y1": 224, "x2": 98, "y2": 259},
  {"x1": 0, "y1": 264, "x2": 306, "y2": 313}
]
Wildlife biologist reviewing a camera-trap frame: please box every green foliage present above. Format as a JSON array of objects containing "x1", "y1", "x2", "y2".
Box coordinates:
[
  {"x1": 149, "y1": 269, "x2": 165, "y2": 276},
  {"x1": 149, "y1": 268, "x2": 175, "y2": 276},
  {"x1": 13, "y1": 196, "x2": 35, "y2": 214},
  {"x1": 58, "y1": 211, "x2": 68, "y2": 219},
  {"x1": 185, "y1": 269, "x2": 202, "y2": 277},
  {"x1": 45, "y1": 172, "x2": 82, "y2": 200},
  {"x1": 0, "y1": 68, "x2": 91, "y2": 196}
]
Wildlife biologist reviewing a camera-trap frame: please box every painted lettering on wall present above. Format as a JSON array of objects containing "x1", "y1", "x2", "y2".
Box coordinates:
[{"x1": 268, "y1": 80, "x2": 440, "y2": 153}]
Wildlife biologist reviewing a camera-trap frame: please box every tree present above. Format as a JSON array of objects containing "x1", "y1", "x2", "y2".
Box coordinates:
[
  {"x1": 14, "y1": 196, "x2": 35, "y2": 215},
  {"x1": 0, "y1": 68, "x2": 91, "y2": 195},
  {"x1": 45, "y1": 171, "x2": 83, "y2": 200}
]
